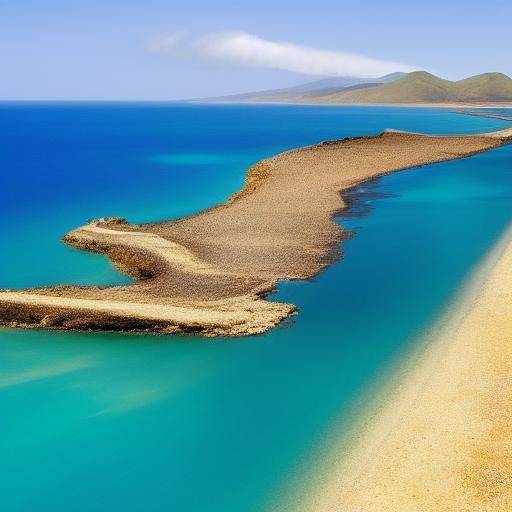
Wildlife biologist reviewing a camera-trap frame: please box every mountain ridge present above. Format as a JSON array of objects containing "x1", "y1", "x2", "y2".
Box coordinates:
[
  {"x1": 200, "y1": 72, "x2": 407, "y2": 103},
  {"x1": 200, "y1": 71, "x2": 512, "y2": 105}
]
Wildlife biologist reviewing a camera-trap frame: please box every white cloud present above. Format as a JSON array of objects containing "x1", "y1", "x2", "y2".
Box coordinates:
[
  {"x1": 146, "y1": 30, "x2": 188, "y2": 54},
  {"x1": 148, "y1": 30, "x2": 418, "y2": 78}
]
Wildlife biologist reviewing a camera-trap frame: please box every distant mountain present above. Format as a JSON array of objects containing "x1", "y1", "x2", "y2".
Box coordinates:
[
  {"x1": 202, "y1": 72, "x2": 407, "y2": 103},
  {"x1": 281, "y1": 72, "x2": 406, "y2": 93},
  {"x1": 314, "y1": 71, "x2": 512, "y2": 104},
  {"x1": 201, "y1": 71, "x2": 512, "y2": 105}
]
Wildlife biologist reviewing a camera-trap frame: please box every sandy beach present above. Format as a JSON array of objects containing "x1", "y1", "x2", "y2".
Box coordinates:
[
  {"x1": 1, "y1": 127, "x2": 511, "y2": 336},
  {"x1": 302, "y1": 223, "x2": 512, "y2": 512}
]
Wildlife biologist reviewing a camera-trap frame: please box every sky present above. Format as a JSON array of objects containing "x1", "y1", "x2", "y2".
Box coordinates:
[{"x1": 1, "y1": 0, "x2": 511, "y2": 100}]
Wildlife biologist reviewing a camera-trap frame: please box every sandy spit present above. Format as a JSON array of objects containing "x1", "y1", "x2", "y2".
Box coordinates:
[{"x1": 0, "y1": 128, "x2": 511, "y2": 336}]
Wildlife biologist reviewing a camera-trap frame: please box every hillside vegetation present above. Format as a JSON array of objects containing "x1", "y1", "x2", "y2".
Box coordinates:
[{"x1": 315, "y1": 71, "x2": 512, "y2": 104}]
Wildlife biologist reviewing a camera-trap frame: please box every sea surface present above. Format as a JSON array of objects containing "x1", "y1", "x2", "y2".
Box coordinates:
[{"x1": 1, "y1": 104, "x2": 511, "y2": 511}]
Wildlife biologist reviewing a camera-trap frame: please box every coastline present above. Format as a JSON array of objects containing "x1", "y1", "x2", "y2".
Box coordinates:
[
  {"x1": 193, "y1": 100, "x2": 512, "y2": 109},
  {"x1": 297, "y1": 221, "x2": 512, "y2": 512},
  {"x1": 1, "y1": 128, "x2": 511, "y2": 336}
]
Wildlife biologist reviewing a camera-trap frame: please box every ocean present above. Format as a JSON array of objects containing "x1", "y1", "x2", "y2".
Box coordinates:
[{"x1": 1, "y1": 103, "x2": 511, "y2": 511}]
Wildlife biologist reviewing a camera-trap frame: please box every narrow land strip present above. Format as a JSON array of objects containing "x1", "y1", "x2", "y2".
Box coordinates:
[
  {"x1": 454, "y1": 110, "x2": 512, "y2": 122},
  {"x1": 1, "y1": 128, "x2": 511, "y2": 336}
]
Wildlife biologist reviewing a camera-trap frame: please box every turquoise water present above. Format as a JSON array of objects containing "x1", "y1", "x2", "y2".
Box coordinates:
[{"x1": 1, "y1": 104, "x2": 511, "y2": 511}]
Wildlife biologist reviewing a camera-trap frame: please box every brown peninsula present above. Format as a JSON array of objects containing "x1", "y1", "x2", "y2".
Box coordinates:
[{"x1": 1, "y1": 128, "x2": 511, "y2": 336}]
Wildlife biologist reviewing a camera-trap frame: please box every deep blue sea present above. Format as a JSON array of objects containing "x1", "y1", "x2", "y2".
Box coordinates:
[{"x1": 1, "y1": 104, "x2": 511, "y2": 511}]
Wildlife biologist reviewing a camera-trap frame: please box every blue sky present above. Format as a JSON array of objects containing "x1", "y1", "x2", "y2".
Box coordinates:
[{"x1": 1, "y1": 0, "x2": 511, "y2": 100}]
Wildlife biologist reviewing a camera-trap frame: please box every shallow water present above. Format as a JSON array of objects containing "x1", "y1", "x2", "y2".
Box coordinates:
[{"x1": 1, "y1": 104, "x2": 511, "y2": 511}]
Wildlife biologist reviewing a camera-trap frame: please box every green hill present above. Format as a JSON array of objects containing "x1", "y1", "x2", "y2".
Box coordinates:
[{"x1": 317, "y1": 71, "x2": 512, "y2": 104}]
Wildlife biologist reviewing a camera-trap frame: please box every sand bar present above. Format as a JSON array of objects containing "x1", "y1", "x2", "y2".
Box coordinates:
[
  {"x1": 302, "y1": 222, "x2": 512, "y2": 512},
  {"x1": 455, "y1": 110, "x2": 512, "y2": 122},
  {"x1": 1, "y1": 128, "x2": 511, "y2": 336}
]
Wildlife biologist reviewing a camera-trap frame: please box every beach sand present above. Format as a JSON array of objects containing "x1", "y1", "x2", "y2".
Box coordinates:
[
  {"x1": 303, "y1": 224, "x2": 512, "y2": 512},
  {"x1": 1, "y1": 128, "x2": 511, "y2": 336}
]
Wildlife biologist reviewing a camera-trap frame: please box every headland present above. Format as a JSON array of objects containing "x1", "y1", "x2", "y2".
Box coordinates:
[{"x1": 1, "y1": 128, "x2": 511, "y2": 336}]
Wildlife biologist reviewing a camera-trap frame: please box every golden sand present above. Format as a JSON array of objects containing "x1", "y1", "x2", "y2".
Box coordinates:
[
  {"x1": 0, "y1": 128, "x2": 511, "y2": 335},
  {"x1": 302, "y1": 225, "x2": 512, "y2": 512}
]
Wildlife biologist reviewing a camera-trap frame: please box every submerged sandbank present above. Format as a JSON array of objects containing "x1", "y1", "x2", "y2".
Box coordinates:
[
  {"x1": 1, "y1": 128, "x2": 511, "y2": 336},
  {"x1": 301, "y1": 222, "x2": 512, "y2": 512},
  {"x1": 454, "y1": 110, "x2": 512, "y2": 122}
]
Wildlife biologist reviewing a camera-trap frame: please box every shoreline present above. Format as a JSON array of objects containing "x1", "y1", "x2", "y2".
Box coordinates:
[
  {"x1": 1, "y1": 128, "x2": 512, "y2": 336},
  {"x1": 295, "y1": 220, "x2": 512, "y2": 512},
  {"x1": 193, "y1": 100, "x2": 512, "y2": 109}
]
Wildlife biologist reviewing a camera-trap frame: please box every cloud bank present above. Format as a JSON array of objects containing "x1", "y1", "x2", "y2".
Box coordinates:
[{"x1": 148, "y1": 31, "x2": 418, "y2": 77}]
